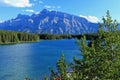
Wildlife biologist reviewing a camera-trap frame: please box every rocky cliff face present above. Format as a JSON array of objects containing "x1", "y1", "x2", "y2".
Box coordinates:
[{"x1": 0, "y1": 9, "x2": 98, "y2": 34}]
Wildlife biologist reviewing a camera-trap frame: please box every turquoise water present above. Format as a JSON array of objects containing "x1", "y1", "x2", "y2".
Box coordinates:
[{"x1": 0, "y1": 39, "x2": 80, "y2": 80}]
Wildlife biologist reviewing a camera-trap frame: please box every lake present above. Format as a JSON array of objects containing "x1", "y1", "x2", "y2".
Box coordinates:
[{"x1": 0, "y1": 39, "x2": 80, "y2": 80}]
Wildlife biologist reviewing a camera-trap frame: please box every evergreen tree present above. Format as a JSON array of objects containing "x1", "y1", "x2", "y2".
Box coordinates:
[
  {"x1": 73, "y1": 10, "x2": 120, "y2": 80},
  {"x1": 0, "y1": 30, "x2": 39, "y2": 44},
  {"x1": 56, "y1": 54, "x2": 69, "y2": 80},
  {"x1": 44, "y1": 76, "x2": 48, "y2": 80},
  {"x1": 49, "y1": 54, "x2": 71, "y2": 80}
]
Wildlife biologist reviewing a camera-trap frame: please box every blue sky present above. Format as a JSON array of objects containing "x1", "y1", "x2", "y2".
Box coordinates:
[{"x1": 0, "y1": 0, "x2": 120, "y2": 23}]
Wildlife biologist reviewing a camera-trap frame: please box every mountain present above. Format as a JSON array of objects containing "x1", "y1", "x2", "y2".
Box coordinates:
[{"x1": 0, "y1": 9, "x2": 98, "y2": 34}]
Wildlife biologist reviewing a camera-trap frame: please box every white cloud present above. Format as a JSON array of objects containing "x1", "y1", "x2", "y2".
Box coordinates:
[
  {"x1": 79, "y1": 15, "x2": 99, "y2": 23},
  {"x1": 25, "y1": 9, "x2": 35, "y2": 13},
  {"x1": 0, "y1": 0, "x2": 32, "y2": 7},
  {"x1": 0, "y1": 20, "x2": 3, "y2": 23},
  {"x1": 33, "y1": 0, "x2": 43, "y2": 4},
  {"x1": 44, "y1": 5, "x2": 61, "y2": 9},
  {"x1": 44, "y1": 5, "x2": 52, "y2": 9},
  {"x1": 35, "y1": 12, "x2": 40, "y2": 14},
  {"x1": 39, "y1": 1, "x2": 43, "y2": 4}
]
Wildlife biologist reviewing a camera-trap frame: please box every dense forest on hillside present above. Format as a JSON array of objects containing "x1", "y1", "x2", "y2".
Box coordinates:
[
  {"x1": 0, "y1": 29, "x2": 98, "y2": 44},
  {"x1": 0, "y1": 30, "x2": 39, "y2": 44},
  {"x1": 39, "y1": 34, "x2": 98, "y2": 40}
]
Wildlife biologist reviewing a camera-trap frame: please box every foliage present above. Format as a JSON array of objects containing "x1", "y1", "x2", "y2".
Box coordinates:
[
  {"x1": 49, "y1": 11, "x2": 120, "y2": 80},
  {"x1": 73, "y1": 10, "x2": 120, "y2": 80},
  {"x1": 25, "y1": 77, "x2": 30, "y2": 80},
  {"x1": 0, "y1": 30, "x2": 39, "y2": 44},
  {"x1": 39, "y1": 34, "x2": 97, "y2": 40},
  {"x1": 49, "y1": 54, "x2": 72, "y2": 80},
  {"x1": 39, "y1": 34, "x2": 72, "y2": 40},
  {"x1": 44, "y1": 76, "x2": 48, "y2": 80}
]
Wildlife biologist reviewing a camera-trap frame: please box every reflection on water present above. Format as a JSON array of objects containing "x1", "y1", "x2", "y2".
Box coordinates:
[{"x1": 0, "y1": 39, "x2": 80, "y2": 80}]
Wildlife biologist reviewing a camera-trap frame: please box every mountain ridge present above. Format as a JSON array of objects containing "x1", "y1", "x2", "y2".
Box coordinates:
[{"x1": 0, "y1": 9, "x2": 98, "y2": 34}]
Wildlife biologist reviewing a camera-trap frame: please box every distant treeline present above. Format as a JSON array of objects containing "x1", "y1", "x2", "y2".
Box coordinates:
[
  {"x1": 0, "y1": 30, "x2": 39, "y2": 44},
  {"x1": 39, "y1": 34, "x2": 98, "y2": 40},
  {"x1": 0, "y1": 30, "x2": 98, "y2": 44}
]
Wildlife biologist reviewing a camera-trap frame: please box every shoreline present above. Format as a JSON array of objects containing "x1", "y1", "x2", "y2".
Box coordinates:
[{"x1": 0, "y1": 40, "x2": 40, "y2": 45}]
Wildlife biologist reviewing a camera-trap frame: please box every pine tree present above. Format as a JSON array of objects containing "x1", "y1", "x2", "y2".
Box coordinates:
[
  {"x1": 56, "y1": 54, "x2": 69, "y2": 80},
  {"x1": 44, "y1": 76, "x2": 48, "y2": 80},
  {"x1": 73, "y1": 10, "x2": 120, "y2": 80},
  {"x1": 49, "y1": 54, "x2": 72, "y2": 80}
]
